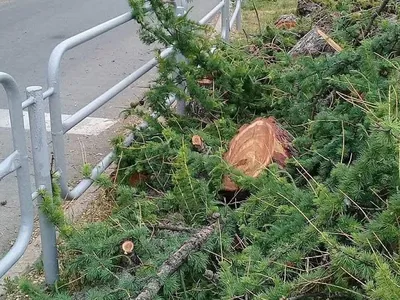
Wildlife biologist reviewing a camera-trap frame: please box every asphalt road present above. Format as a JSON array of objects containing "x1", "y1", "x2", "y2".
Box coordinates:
[{"x1": 0, "y1": 0, "x2": 219, "y2": 258}]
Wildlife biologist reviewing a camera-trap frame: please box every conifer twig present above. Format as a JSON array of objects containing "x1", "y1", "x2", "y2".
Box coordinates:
[
  {"x1": 133, "y1": 214, "x2": 221, "y2": 300},
  {"x1": 364, "y1": 0, "x2": 390, "y2": 37}
]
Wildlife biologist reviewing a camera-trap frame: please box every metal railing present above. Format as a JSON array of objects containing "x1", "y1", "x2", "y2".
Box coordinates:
[
  {"x1": 0, "y1": 0, "x2": 242, "y2": 286},
  {"x1": 0, "y1": 73, "x2": 35, "y2": 278}
]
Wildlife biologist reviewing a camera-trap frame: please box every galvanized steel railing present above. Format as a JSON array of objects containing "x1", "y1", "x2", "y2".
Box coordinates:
[
  {"x1": 0, "y1": 73, "x2": 34, "y2": 278},
  {"x1": 0, "y1": 0, "x2": 242, "y2": 286}
]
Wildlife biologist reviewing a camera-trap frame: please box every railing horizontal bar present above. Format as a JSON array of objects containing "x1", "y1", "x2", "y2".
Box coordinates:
[
  {"x1": 0, "y1": 150, "x2": 20, "y2": 180},
  {"x1": 62, "y1": 47, "x2": 174, "y2": 134},
  {"x1": 230, "y1": 0, "x2": 241, "y2": 30},
  {"x1": 43, "y1": 87, "x2": 54, "y2": 99},
  {"x1": 32, "y1": 190, "x2": 40, "y2": 201},
  {"x1": 21, "y1": 87, "x2": 55, "y2": 110},
  {"x1": 68, "y1": 133, "x2": 135, "y2": 199},
  {"x1": 199, "y1": 0, "x2": 224, "y2": 25},
  {"x1": 48, "y1": 12, "x2": 133, "y2": 76},
  {"x1": 30, "y1": 185, "x2": 46, "y2": 202},
  {"x1": 21, "y1": 96, "x2": 34, "y2": 110}
]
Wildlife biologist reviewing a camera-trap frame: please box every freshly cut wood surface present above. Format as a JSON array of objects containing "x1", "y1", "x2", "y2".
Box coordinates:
[
  {"x1": 223, "y1": 117, "x2": 294, "y2": 191},
  {"x1": 192, "y1": 135, "x2": 205, "y2": 152}
]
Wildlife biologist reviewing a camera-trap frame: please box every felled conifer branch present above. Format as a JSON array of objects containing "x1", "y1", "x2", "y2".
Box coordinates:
[{"x1": 133, "y1": 214, "x2": 221, "y2": 300}]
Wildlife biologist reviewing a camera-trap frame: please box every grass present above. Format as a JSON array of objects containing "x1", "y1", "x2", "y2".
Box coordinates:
[{"x1": 241, "y1": 0, "x2": 298, "y2": 34}]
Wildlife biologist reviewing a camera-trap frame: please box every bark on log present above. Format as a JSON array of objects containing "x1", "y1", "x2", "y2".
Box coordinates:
[
  {"x1": 133, "y1": 216, "x2": 220, "y2": 300},
  {"x1": 288, "y1": 27, "x2": 342, "y2": 57}
]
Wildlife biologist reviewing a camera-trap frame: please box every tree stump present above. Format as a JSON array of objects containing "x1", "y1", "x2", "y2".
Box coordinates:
[{"x1": 288, "y1": 27, "x2": 342, "y2": 57}]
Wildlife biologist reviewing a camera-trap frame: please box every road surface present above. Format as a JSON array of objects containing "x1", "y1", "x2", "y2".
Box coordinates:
[{"x1": 0, "y1": 0, "x2": 220, "y2": 257}]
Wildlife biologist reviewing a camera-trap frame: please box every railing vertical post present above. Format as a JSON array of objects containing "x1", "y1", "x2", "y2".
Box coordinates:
[
  {"x1": 174, "y1": 0, "x2": 188, "y2": 116},
  {"x1": 236, "y1": 0, "x2": 242, "y2": 31},
  {"x1": 221, "y1": 0, "x2": 230, "y2": 41},
  {"x1": 48, "y1": 63, "x2": 70, "y2": 199},
  {"x1": 27, "y1": 86, "x2": 59, "y2": 285}
]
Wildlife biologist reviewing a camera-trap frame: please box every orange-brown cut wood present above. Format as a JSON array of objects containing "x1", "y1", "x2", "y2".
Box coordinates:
[
  {"x1": 192, "y1": 135, "x2": 204, "y2": 152},
  {"x1": 223, "y1": 117, "x2": 294, "y2": 191},
  {"x1": 122, "y1": 240, "x2": 135, "y2": 255}
]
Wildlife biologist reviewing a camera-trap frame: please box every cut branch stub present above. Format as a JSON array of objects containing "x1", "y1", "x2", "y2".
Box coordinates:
[
  {"x1": 197, "y1": 76, "x2": 213, "y2": 87},
  {"x1": 192, "y1": 135, "x2": 205, "y2": 152},
  {"x1": 122, "y1": 240, "x2": 135, "y2": 255},
  {"x1": 223, "y1": 117, "x2": 294, "y2": 191}
]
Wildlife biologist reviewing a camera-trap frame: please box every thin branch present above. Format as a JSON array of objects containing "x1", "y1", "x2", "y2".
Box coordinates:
[
  {"x1": 364, "y1": 0, "x2": 390, "y2": 37},
  {"x1": 133, "y1": 214, "x2": 220, "y2": 300},
  {"x1": 251, "y1": 1, "x2": 262, "y2": 35}
]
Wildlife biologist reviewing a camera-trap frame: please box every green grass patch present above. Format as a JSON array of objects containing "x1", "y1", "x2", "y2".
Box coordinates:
[{"x1": 241, "y1": 0, "x2": 298, "y2": 33}]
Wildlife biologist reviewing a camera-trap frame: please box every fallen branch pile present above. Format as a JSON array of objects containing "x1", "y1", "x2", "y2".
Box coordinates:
[{"x1": 18, "y1": 1, "x2": 400, "y2": 300}]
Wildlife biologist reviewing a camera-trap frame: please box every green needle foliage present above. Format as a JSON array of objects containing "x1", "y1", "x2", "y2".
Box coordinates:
[{"x1": 18, "y1": 1, "x2": 400, "y2": 299}]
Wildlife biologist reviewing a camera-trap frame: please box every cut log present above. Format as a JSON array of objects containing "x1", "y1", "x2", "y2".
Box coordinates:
[
  {"x1": 288, "y1": 27, "x2": 342, "y2": 57},
  {"x1": 275, "y1": 14, "x2": 297, "y2": 30},
  {"x1": 133, "y1": 215, "x2": 220, "y2": 300},
  {"x1": 223, "y1": 117, "x2": 294, "y2": 192}
]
